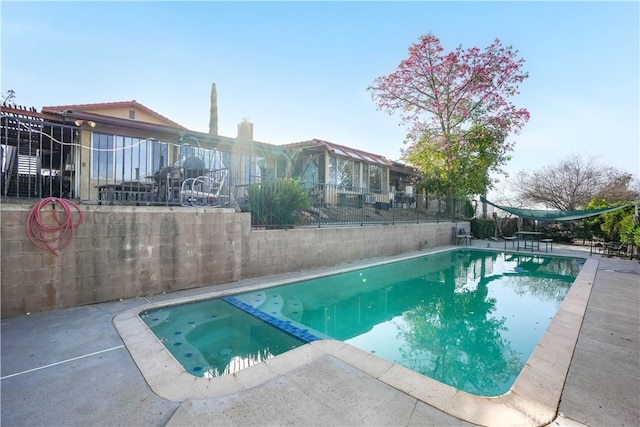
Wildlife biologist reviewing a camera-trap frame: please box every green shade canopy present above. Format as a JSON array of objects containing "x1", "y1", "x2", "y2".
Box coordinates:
[{"x1": 480, "y1": 196, "x2": 631, "y2": 221}]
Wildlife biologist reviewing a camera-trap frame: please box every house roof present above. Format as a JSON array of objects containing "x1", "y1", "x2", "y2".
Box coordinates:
[
  {"x1": 1, "y1": 103, "x2": 55, "y2": 121},
  {"x1": 6, "y1": 101, "x2": 284, "y2": 157},
  {"x1": 282, "y1": 139, "x2": 393, "y2": 166},
  {"x1": 42, "y1": 100, "x2": 186, "y2": 129}
]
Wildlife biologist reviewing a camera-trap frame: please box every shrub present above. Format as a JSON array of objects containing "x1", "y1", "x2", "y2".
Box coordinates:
[
  {"x1": 247, "y1": 179, "x2": 311, "y2": 228},
  {"x1": 463, "y1": 200, "x2": 475, "y2": 219},
  {"x1": 599, "y1": 203, "x2": 634, "y2": 242},
  {"x1": 620, "y1": 214, "x2": 640, "y2": 246},
  {"x1": 470, "y1": 218, "x2": 494, "y2": 239}
]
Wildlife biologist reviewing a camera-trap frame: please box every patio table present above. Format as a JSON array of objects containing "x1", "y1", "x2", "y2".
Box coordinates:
[{"x1": 516, "y1": 231, "x2": 543, "y2": 252}]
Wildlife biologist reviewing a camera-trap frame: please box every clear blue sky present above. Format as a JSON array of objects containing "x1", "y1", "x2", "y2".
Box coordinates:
[{"x1": 2, "y1": 1, "x2": 638, "y2": 199}]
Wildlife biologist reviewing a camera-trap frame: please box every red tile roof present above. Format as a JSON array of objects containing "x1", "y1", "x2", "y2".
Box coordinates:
[
  {"x1": 282, "y1": 139, "x2": 394, "y2": 166},
  {"x1": 42, "y1": 100, "x2": 185, "y2": 129}
]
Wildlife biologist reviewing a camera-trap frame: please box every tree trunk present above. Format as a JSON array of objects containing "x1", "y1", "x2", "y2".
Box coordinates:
[
  {"x1": 482, "y1": 193, "x2": 488, "y2": 220},
  {"x1": 446, "y1": 188, "x2": 455, "y2": 220}
]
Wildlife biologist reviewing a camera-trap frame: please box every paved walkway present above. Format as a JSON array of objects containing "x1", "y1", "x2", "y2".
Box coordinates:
[{"x1": 1, "y1": 242, "x2": 638, "y2": 426}]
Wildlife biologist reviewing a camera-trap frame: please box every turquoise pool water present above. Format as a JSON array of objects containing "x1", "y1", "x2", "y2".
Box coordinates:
[{"x1": 141, "y1": 249, "x2": 584, "y2": 396}]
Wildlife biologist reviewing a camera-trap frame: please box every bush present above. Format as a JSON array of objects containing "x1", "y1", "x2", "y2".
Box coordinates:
[
  {"x1": 620, "y1": 214, "x2": 640, "y2": 246},
  {"x1": 470, "y1": 218, "x2": 494, "y2": 239},
  {"x1": 538, "y1": 222, "x2": 576, "y2": 243},
  {"x1": 463, "y1": 200, "x2": 475, "y2": 219},
  {"x1": 599, "y1": 204, "x2": 634, "y2": 242},
  {"x1": 247, "y1": 179, "x2": 311, "y2": 228}
]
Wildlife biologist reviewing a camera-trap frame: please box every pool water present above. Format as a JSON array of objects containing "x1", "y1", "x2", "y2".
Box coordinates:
[
  {"x1": 140, "y1": 298, "x2": 305, "y2": 378},
  {"x1": 141, "y1": 249, "x2": 584, "y2": 396}
]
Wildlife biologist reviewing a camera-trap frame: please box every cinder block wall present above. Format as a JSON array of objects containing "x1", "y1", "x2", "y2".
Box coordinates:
[
  {"x1": 242, "y1": 222, "x2": 458, "y2": 278},
  {"x1": 1, "y1": 202, "x2": 464, "y2": 317},
  {"x1": 1, "y1": 204, "x2": 248, "y2": 317}
]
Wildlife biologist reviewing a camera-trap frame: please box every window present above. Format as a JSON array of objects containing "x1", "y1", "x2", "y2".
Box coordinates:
[
  {"x1": 364, "y1": 163, "x2": 387, "y2": 192},
  {"x1": 301, "y1": 160, "x2": 318, "y2": 187},
  {"x1": 178, "y1": 144, "x2": 229, "y2": 172},
  {"x1": 328, "y1": 156, "x2": 337, "y2": 185},
  {"x1": 92, "y1": 133, "x2": 114, "y2": 179},
  {"x1": 129, "y1": 110, "x2": 135, "y2": 119},
  {"x1": 337, "y1": 158, "x2": 353, "y2": 189},
  {"x1": 369, "y1": 164, "x2": 382, "y2": 191},
  {"x1": 243, "y1": 154, "x2": 261, "y2": 185},
  {"x1": 276, "y1": 158, "x2": 288, "y2": 179},
  {"x1": 328, "y1": 156, "x2": 362, "y2": 189},
  {"x1": 91, "y1": 133, "x2": 163, "y2": 181}
]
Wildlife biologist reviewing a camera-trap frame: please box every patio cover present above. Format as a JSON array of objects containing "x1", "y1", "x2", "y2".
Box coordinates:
[{"x1": 480, "y1": 196, "x2": 632, "y2": 221}]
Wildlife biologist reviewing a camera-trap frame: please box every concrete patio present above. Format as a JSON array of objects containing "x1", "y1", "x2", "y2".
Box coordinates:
[{"x1": 1, "y1": 241, "x2": 638, "y2": 426}]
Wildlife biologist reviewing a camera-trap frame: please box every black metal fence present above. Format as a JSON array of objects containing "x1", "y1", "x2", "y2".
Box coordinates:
[
  {"x1": 1, "y1": 111, "x2": 76, "y2": 200},
  {"x1": 236, "y1": 181, "x2": 470, "y2": 228},
  {"x1": 1, "y1": 112, "x2": 241, "y2": 207},
  {"x1": 1, "y1": 113, "x2": 471, "y2": 227}
]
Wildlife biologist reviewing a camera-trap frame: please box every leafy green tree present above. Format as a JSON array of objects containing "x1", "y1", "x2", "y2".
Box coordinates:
[
  {"x1": 620, "y1": 214, "x2": 640, "y2": 247},
  {"x1": 405, "y1": 124, "x2": 509, "y2": 198},
  {"x1": 600, "y1": 204, "x2": 635, "y2": 242},
  {"x1": 582, "y1": 198, "x2": 638, "y2": 244}
]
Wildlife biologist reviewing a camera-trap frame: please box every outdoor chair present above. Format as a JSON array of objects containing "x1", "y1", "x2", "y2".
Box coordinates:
[
  {"x1": 591, "y1": 237, "x2": 607, "y2": 254},
  {"x1": 503, "y1": 235, "x2": 518, "y2": 250},
  {"x1": 606, "y1": 242, "x2": 626, "y2": 258},
  {"x1": 456, "y1": 228, "x2": 474, "y2": 246}
]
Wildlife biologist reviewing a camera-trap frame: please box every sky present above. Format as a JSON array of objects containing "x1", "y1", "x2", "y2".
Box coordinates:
[{"x1": 2, "y1": 1, "x2": 639, "y2": 200}]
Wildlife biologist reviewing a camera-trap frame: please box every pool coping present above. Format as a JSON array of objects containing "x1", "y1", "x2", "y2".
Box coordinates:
[{"x1": 113, "y1": 248, "x2": 596, "y2": 427}]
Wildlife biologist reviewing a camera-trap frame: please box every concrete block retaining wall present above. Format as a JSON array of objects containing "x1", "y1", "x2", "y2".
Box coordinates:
[
  {"x1": 1, "y1": 203, "x2": 464, "y2": 317},
  {"x1": 242, "y1": 223, "x2": 457, "y2": 278}
]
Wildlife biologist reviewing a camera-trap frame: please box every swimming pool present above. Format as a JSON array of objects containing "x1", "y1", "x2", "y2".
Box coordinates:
[{"x1": 140, "y1": 249, "x2": 583, "y2": 397}]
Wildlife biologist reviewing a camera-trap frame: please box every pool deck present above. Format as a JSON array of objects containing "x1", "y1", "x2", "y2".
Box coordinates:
[{"x1": 1, "y1": 241, "x2": 638, "y2": 426}]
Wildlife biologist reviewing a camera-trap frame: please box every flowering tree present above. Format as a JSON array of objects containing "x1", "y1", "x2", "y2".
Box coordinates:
[{"x1": 369, "y1": 33, "x2": 530, "y2": 198}]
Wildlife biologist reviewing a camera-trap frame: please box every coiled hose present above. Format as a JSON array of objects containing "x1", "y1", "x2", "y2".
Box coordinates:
[{"x1": 26, "y1": 197, "x2": 83, "y2": 256}]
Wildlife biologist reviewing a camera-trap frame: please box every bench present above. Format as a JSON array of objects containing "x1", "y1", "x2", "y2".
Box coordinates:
[{"x1": 540, "y1": 239, "x2": 553, "y2": 253}]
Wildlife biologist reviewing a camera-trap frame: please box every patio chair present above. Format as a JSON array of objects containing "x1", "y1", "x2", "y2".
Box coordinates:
[
  {"x1": 455, "y1": 228, "x2": 474, "y2": 246},
  {"x1": 606, "y1": 242, "x2": 626, "y2": 258}
]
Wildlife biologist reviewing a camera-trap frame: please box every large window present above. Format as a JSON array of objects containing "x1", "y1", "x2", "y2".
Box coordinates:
[
  {"x1": 244, "y1": 154, "x2": 262, "y2": 184},
  {"x1": 365, "y1": 164, "x2": 386, "y2": 192},
  {"x1": 301, "y1": 159, "x2": 318, "y2": 188},
  {"x1": 91, "y1": 133, "x2": 163, "y2": 181},
  {"x1": 328, "y1": 156, "x2": 337, "y2": 185},
  {"x1": 178, "y1": 145, "x2": 228, "y2": 173},
  {"x1": 328, "y1": 156, "x2": 361, "y2": 189}
]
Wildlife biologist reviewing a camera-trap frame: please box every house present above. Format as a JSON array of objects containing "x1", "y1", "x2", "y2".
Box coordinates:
[
  {"x1": 2, "y1": 85, "x2": 418, "y2": 209},
  {"x1": 1, "y1": 88, "x2": 288, "y2": 205},
  {"x1": 282, "y1": 139, "x2": 419, "y2": 209}
]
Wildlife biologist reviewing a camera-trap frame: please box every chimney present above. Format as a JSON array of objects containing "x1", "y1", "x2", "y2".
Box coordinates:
[
  {"x1": 237, "y1": 118, "x2": 253, "y2": 140},
  {"x1": 209, "y1": 83, "x2": 218, "y2": 135}
]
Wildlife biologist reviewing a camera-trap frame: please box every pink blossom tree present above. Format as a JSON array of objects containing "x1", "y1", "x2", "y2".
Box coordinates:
[{"x1": 369, "y1": 33, "x2": 530, "y2": 199}]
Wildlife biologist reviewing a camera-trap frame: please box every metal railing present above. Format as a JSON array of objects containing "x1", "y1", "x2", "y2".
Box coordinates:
[
  {"x1": 2, "y1": 112, "x2": 76, "y2": 200},
  {"x1": 1, "y1": 114, "x2": 471, "y2": 227},
  {"x1": 1, "y1": 113, "x2": 237, "y2": 207},
  {"x1": 234, "y1": 181, "x2": 470, "y2": 228}
]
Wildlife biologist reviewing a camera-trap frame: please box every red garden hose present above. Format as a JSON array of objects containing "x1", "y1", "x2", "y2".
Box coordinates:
[{"x1": 26, "y1": 197, "x2": 83, "y2": 256}]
